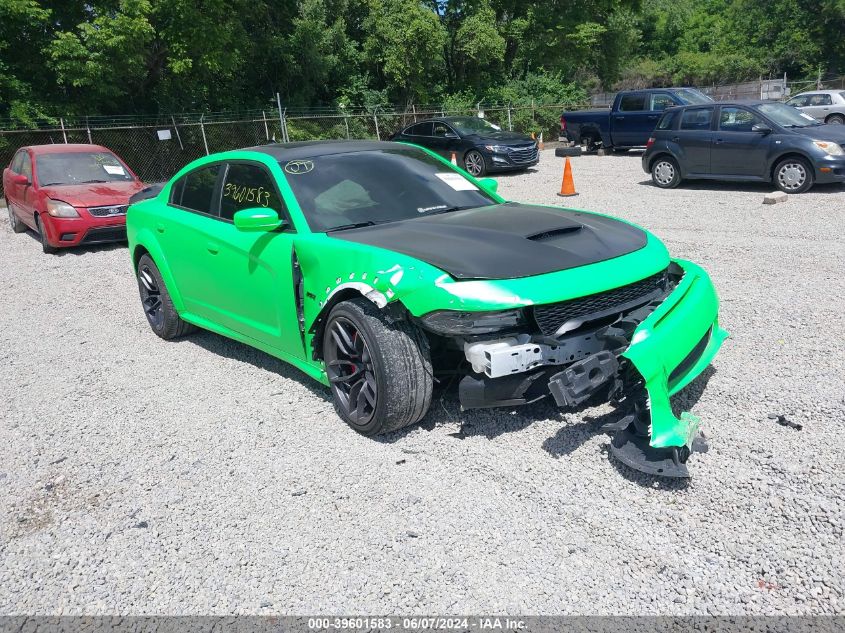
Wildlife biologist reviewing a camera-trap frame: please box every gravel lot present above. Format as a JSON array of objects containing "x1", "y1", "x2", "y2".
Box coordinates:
[{"x1": 1, "y1": 150, "x2": 843, "y2": 615}]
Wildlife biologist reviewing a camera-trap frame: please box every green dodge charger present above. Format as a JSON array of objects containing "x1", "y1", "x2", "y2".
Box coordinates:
[{"x1": 127, "y1": 140, "x2": 727, "y2": 477}]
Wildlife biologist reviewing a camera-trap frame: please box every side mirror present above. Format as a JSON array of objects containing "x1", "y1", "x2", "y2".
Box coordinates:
[
  {"x1": 233, "y1": 207, "x2": 283, "y2": 232},
  {"x1": 477, "y1": 177, "x2": 498, "y2": 194},
  {"x1": 752, "y1": 123, "x2": 772, "y2": 134},
  {"x1": 11, "y1": 173, "x2": 30, "y2": 185}
]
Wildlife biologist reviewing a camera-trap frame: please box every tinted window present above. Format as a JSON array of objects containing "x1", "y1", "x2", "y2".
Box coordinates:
[
  {"x1": 449, "y1": 118, "x2": 502, "y2": 135},
  {"x1": 432, "y1": 122, "x2": 453, "y2": 137},
  {"x1": 280, "y1": 147, "x2": 496, "y2": 232},
  {"x1": 808, "y1": 94, "x2": 832, "y2": 106},
  {"x1": 406, "y1": 122, "x2": 432, "y2": 136},
  {"x1": 220, "y1": 163, "x2": 283, "y2": 221},
  {"x1": 173, "y1": 164, "x2": 221, "y2": 214},
  {"x1": 650, "y1": 93, "x2": 676, "y2": 111},
  {"x1": 619, "y1": 94, "x2": 647, "y2": 111},
  {"x1": 680, "y1": 108, "x2": 714, "y2": 130},
  {"x1": 719, "y1": 107, "x2": 761, "y2": 132},
  {"x1": 787, "y1": 95, "x2": 809, "y2": 107},
  {"x1": 657, "y1": 110, "x2": 678, "y2": 130}
]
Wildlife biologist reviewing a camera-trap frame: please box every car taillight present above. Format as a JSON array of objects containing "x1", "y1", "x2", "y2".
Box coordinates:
[
  {"x1": 646, "y1": 137, "x2": 655, "y2": 149},
  {"x1": 560, "y1": 116, "x2": 566, "y2": 131}
]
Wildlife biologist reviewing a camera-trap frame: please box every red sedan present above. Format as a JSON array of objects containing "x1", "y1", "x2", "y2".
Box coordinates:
[{"x1": 3, "y1": 144, "x2": 146, "y2": 253}]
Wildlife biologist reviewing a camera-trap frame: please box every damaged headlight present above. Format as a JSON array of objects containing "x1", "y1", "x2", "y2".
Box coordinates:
[{"x1": 419, "y1": 309, "x2": 525, "y2": 335}]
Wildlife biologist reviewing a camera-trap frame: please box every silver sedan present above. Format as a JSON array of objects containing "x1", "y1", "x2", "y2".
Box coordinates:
[{"x1": 785, "y1": 90, "x2": 845, "y2": 124}]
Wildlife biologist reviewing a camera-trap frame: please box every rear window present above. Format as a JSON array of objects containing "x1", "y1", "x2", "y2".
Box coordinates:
[
  {"x1": 405, "y1": 122, "x2": 432, "y2": 136},
  {"x1": 657, "y1": 110, "x2": 678, "y2": 130},
  {"x1": 619, "y1": 94, "x2": 647, "y2": 111},
  {"x1": 680, "y1": 108, "x2": 714, "y2": 131}
]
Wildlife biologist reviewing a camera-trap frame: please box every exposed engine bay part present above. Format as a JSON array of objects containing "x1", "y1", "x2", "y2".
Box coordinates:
[
  {"x1": 463, "y1": 332, "x2": 603, "y2": 378},
  {"x1": 458, "y1": 370, "x2": 552, "y2": 409},
  {"x1": 548, "y1": 352, "x2": 619, "y2": 408},
  {"x1": 610, "y1": 425, "x2": 709, "y2": 478}
]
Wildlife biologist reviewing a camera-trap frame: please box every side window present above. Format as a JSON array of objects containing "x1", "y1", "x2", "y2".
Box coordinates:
[
  {"x1": 172, "y1": 164, "x2": 221, "y2": 214},
  {"x1": 10, "y1": 150, "x2": 24, "y2": 173},
  {"x1": 809, "y1": 94, "x2": 832, "y2": 106},
  {"x1": 657, "y1": 110, "x2": 678, "y2": 130},
  {"x1": 432, "y1": 122, "x2": 453, "y2": 137},
  {"x1": 718, "y1": 107, "x2": 761, "y2": 132},
  {"x1": 406, "y1": 122, "x2": 432, "y2": 136},
  {"x1": 650, "y1": 93, "x2": 676, "y2": 111},
  {"x1": 680, "y1": 107, "x2": 714, "y2": 131},
  {"x1": 20, "y1": 153, "x2": 32, "y2": 180},
  {"x1": 787, "y1": 95, "x2": 808, "y2": 107},
  {"x1": 220, "y1": 163, "x2": 283, "y2": 222},
  {"x1": 619, "y1": 93, "x2": 647, "y2": 112}
]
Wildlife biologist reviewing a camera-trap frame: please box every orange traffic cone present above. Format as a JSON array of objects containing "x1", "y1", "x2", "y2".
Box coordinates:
[
  {"x1": 557, "y1": 157, "x2": 578, "y2": 197},
  {"x1": 538, "y1": 132, "x2": 545, "y2": 150},
  {"x1": 450, "y1": 151, "x2": 458, "y2": 166}
]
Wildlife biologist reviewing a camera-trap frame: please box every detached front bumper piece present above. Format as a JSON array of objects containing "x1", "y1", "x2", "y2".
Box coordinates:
[{"x1": 457, "y1": 259, "x2": 727, "y2": 478}]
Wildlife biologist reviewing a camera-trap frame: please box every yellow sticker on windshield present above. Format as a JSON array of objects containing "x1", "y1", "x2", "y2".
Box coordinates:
[{"x1": 284, "y1": 160, "x2": 314, "y2": 175}]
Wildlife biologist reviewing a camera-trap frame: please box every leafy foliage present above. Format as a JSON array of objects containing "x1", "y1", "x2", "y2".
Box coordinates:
[{"x1": 0, "y1": 0, "x2": 842, "y2": 124}]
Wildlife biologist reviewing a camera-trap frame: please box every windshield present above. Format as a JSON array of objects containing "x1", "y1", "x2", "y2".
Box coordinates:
[
  {"x1": 671, "y1": 89, "x2": 713, "y2": 105},
  {"x1": 449, "y1": 118, "x2": 502, "y2": 135},
  {"x1": 280, "y1": 147, "x2": 497, "y2": 232},
  {"x1": 37, "y1": 152, "x2": 134, "y2": 186},
  {"x1": 757, "y1": 102, "x2": 821, "y2": 127}
]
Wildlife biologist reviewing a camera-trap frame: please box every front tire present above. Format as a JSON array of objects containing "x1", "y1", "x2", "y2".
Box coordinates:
[
  {"x1": 136, "y1": 254, "x2": 195, "y2": 339},
  {"x1": 323, "y1": 298, "x2": 433, "y2": 436},
  {"x1": 774, "y1": 157, "x2": 814, "y2": 194},
  {"x1": 463, "y1": 150, "x2": 487, "y2": 177},
  {"x1": 651, "y1": 156, "x2": 681, "y2": 189},
  {"x1": 35, "y1": 215, "x2": 58, "y2": 254}
]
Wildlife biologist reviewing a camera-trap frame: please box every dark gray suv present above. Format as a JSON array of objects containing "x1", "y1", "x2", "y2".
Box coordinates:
[{"x1": 642, "y1": 100, "x2": 845, "y2": 193}]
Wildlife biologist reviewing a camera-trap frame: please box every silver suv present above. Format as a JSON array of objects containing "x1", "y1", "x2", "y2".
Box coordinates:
[{"x1": 785, "y1": 90, "x2": 845, "y2": 125}]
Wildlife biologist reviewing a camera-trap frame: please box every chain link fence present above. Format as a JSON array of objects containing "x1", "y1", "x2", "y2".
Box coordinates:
[{"x1": 0, "y1": 102, "x2": 591, "y2": 198}]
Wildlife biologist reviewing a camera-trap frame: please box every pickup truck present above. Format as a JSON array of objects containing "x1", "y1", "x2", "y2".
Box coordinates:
[{"x1": 561, "y1": 88, "x2": 713, "y2": 152}]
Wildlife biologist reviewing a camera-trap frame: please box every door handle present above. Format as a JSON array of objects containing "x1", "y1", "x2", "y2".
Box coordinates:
[
  {"x1": 155, "y1": 223, "x2": 165, "y2": 233},
  {"x1": 206, "y1": 241, "x2": 219, "y2": 255},
  {"x1": 671, "y1": 137, "x2": 680, "y2": 142},
  {"x1": 616, "y1": 116, "x2": 625, "y2": 120},
  {"x1": 647, "y1": 115, "x2": 659, "y2": 120},
  {"x1": 715, "y1": 139, "x2": 724, "y2": 144}
]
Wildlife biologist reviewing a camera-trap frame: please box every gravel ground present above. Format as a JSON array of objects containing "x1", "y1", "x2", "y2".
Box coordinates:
[{"x1": 1, "y1": 150, "x2": 843, "y2": 615}]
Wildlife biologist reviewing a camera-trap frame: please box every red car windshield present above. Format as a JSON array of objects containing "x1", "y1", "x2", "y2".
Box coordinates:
[{"x1": 37, "y1": 152, "x2": 135, "y2": 186}]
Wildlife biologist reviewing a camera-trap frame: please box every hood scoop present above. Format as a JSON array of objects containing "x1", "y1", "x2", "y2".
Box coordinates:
[{"x1": 330, "y1": 202, "x2": 648, "y2": 280}]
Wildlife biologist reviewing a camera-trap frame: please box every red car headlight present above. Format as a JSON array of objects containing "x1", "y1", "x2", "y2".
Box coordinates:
[{"x1": 46, "y1": 199, "x2": 80, "y2": 218}]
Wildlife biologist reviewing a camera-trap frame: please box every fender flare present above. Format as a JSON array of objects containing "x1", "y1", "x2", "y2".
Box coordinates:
[{"x1": 131, "y1": 229, "x2": 187, "y2": 313}]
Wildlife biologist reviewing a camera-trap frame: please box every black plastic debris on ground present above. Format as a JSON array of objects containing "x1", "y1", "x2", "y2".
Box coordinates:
[{"x1": 768, "y1": 413, "x2": 802, "y2": 430}]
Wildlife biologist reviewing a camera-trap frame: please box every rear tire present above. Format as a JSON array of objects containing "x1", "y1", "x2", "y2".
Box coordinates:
[
  {"x1": 825, "y1": 114, "x2": 844, "y2": 125},
  {"x1": 35, "y1": 215, "x2": 58, "y2": 254},
  {"x1": 7, "y1": 204, "x2": 26, "y2": 233},
  {"x1": 136, "y1": 254, "x2": 195, "y2": 339},
  {"x1": 580, "y1": 134, "x2": 598, "y2": 153},
  {"x1": 774, "y1": 156, "x2": 814, "y2": 194},
  {"x1": 323, "y1": 297, "x2": 433, "y2": 436},
  {"x1": 651, "y1": 156, "x2": 681, "y2": 189}
]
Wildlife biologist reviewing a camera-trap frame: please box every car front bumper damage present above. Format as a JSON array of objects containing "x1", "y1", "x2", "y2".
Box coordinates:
[{"x1": 456, "y1": 259, "x2": 728, "y2": 477}]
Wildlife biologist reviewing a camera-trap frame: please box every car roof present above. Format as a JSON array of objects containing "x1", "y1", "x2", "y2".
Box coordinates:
[
  {"x1": 22, "y1": 143, "x2": 114, "y2": 155},
  {"x1": 248, "y1": 140, "x2": 409, "y2": 160},
  {"x1": 791, "y1": 89, "x2": 842, "y2": 96},
  {"x1": 668, "y1": 99, "x2": 771, "y2": 109}
]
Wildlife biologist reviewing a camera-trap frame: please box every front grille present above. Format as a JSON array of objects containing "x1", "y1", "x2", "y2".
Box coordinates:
[
  {"x1": 508, "y1": 144, "x2": 539, "y2": 165},
  {"x1": 669, "y1": 326, "x2": 712, "y2": 384},
  {"x1": 533, "y1": 269, "x2": 668, "y2": 336},
  {"x1": 88, "y1": 204, "x2": 128, "y2": 217},
  {"x1": 80, "y1": 226, "x2": 126, "y2": 245}
]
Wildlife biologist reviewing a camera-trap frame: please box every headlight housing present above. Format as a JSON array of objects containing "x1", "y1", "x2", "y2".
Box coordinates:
[
  {"x1": 46, "y1": 199, "x2": 80, "y2": 218},
  {"x1": 812, "y1": 140, "x2": 844, "y2": 156},
  {"x1": 484, "y1": 145, "x2": 509, "y2": 153},
  {"x1": 419, "y1": 309, "x2": 525, "y2": 336}
]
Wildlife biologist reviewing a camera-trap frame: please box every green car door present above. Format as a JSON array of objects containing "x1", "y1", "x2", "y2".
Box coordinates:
[{"x1": 162, "y1": 160, "x2": 302, "y2": 358}]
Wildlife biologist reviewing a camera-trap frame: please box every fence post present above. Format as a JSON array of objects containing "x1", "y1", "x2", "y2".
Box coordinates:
[
  {"x1": 86, "y1": 117, "x2": 92, "y2": 144},
  {"x1": 199, "y1": 114, "x2": 209, "y2": 155},
  {"x1": 373, "y1": 107, "x2": 380, "y2": 140},
  {"x1": 507, "y1": 103, "x2": 512, "y2": 131},
  {"x1": 60, "y1": 118, "x2": 68, "y2": 143},
  {"x1": 171, "y1": 115, "x2": 184, "y2": 150},
  {"x1": 344, "y1": 116, "x2": 350, "y2": 139},
  {"x1": 412, "y1": 104, "x2": 417, "y2": 122},
  {"x1": 262, "y1": 111, "x2": 269, "y2": 141}
]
